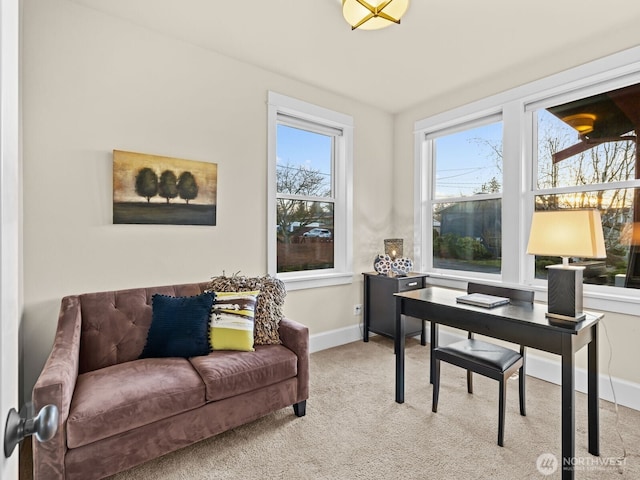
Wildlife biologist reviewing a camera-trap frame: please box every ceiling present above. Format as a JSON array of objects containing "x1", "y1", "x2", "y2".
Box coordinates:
[{"x1": 68, "y1": 0, "x2": 640, "y2": 114}]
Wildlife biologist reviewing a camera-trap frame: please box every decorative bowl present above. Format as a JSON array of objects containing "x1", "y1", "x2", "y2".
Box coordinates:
[
  {"x1": 373, "y1": 254, "x2": 392, "y2": 275},
  {"x1": 391, "y1": 257, "x2": 413, "y2": 276}
]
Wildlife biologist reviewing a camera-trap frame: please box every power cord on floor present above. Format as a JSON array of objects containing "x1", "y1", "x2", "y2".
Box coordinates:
[{"x1": 600, "y1": 318, "x2": 627, "y2": 471}]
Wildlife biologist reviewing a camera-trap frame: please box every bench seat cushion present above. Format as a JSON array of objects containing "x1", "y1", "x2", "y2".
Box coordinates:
[
  {"x1": 435, "y1": 339, "x2": 521, "y2": 372},
  {"x1": 67, "y1": 358, "x2": 205, "y2": 448},
  {"x1": 189, "y1": 345, "x2": 297, "y2": 402}
]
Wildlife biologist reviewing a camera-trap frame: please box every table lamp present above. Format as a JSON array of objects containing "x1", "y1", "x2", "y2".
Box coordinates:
[
  {"x1": 526, "y1": 209, "x2": 606, "y2": 321},
  {"x1": 384, "y1": 238, "x2": 403, "y2": 260}
]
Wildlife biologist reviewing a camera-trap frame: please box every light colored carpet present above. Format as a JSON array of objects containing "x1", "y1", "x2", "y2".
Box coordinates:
[{"x1": 106, "y1": 336, "x2": 639, "y2": 480}]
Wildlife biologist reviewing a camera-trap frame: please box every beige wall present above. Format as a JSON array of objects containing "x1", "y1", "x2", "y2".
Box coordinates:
[{"x1": 21, "y1": 0, "x2": 395, "y2": 399}]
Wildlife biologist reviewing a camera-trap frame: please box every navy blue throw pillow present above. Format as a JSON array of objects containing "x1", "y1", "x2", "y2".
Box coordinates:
[{"x1": 139, "y1": 292, "x2": 215, "y2": 359}]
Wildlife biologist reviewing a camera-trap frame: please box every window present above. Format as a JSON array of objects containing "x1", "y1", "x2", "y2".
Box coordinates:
[
  {"x1": 428, "y1": 118, "x2": 503, "y2": 276},
  {"x1": 532, "y1": 84, "x2": 640, "y2": 289},
  {"x1": 415, "y1": 47, "x2": 640, "y2": 315},
  {"x1": 267, "y1": 92, "x2": 353, "y2": 290}
]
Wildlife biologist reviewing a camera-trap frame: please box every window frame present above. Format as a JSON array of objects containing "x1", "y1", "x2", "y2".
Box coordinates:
[
  {"x1": 267, "y1": 91, "x2": 354, "y2": 290},
  {"x1": 414, "y1": 47, "x2": 640, "y2": 315}
]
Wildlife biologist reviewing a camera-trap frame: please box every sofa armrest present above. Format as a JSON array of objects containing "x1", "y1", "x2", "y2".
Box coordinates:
[
  {"x1": 278, "y1": 318, "x2": 309, "y2": 403},
  {"x1": 32, "y1": 295, "x2": 83, "y2": 480}
]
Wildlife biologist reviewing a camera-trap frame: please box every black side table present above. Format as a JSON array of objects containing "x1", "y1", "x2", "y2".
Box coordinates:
[{"x1": 362, "y1": 272, "x2": 427, "y2": 344}]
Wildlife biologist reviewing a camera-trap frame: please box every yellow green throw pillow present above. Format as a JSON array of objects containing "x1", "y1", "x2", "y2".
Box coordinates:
[{"x1": 210, "y1": 291, "x2": 259, "y2": 352}]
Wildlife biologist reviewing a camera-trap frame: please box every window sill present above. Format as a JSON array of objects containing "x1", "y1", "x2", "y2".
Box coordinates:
[
  {"x1": 583, "y1": 289, "x2": 640, "y2": 316},
  {"x1": 426, "y1": 272, "x2": 640, "y2": 317},
  {"x1": 278, "y1": 271, "x2": 354, "y2": 291}
]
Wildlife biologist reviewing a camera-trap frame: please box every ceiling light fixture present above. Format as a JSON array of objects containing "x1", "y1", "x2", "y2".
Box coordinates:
[
  {"x1": 342, "y1": 0, "x2": 410, "y2": 30},
  {"x1": 562, "y1": 113, "x2": 597, "y2": 135}
]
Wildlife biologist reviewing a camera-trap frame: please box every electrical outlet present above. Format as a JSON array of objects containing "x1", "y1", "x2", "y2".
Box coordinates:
[{"x1": 353, "y1": 304, "x2": 363, "y2": 316}]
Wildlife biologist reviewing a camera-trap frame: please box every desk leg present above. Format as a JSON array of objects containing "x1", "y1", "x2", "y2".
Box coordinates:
[
  {"x1": 561, "y1": 336, "x2": 576, "y2": 480},
  {"x1": 588, "y1": 325, "x2": 600, "y2": 456},
  {"x1": 395, "y1": 296, "x2": 405, "y2": 404},
  {"x1": 430, "y1": 322, "x2": 438, "y2": 385}
]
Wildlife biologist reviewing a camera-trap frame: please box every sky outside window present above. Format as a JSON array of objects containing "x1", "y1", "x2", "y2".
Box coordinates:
[
  {"x1": 435, "y1": 122, "x2": 503, "y2": 198},
  {"x1": 277, "y1": 124, "x2": 332, "y2": 197}
]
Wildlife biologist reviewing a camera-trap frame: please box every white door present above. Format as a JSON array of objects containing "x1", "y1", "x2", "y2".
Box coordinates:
[{"x1": 1, "y1": 0, "x2": 21, "y2": 478}]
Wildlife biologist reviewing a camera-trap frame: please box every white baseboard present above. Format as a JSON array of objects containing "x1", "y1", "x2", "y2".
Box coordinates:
[
  {"x1": 310, "y1": 324, "x2": 640, "y2": 412},
  {"x1": 525, "y1": 351, "x2": 640, "y2": 412},
  {"x1": 309, "y1": 323, "x2": 365, "y2": 353}
]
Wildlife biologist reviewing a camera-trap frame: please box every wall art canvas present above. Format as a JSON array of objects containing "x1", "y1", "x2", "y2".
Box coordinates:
[{"x1": 113, "y1": 150, "x2": 217, "y2": 225}]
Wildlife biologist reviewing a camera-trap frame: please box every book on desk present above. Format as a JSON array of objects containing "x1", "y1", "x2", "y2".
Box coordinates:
[{"x1": 456, "y1": 292, "x2": 510, "y2": 308}]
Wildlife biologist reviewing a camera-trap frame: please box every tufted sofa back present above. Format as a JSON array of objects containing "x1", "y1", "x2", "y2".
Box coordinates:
[{"x1": 77, "y1": 282, "x2": 209, "y2": 374}]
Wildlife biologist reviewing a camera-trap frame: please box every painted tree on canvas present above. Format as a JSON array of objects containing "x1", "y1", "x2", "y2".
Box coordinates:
[
  {"x1": 135, "y1": 167, "x2": 158, "y2": 203},
  {"x1": 158, "y1": 170, "x2": 178, "y2": 203},
  {"x1": 177, "y1": 171, "x2": 199, "y2": 204}
]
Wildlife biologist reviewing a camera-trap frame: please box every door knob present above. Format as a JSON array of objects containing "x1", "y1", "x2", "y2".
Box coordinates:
[{"x1": 4, "y1": 402, "x2": 58, "y2": 457}]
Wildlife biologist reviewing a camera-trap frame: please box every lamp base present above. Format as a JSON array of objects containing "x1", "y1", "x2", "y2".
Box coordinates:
[{"x1": 546, "y1": 264, "x2": 585, "y2": 320}]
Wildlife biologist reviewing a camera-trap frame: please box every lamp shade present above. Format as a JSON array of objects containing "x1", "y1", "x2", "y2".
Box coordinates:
[
  {"x1": 384, "y1": 238, "x2": 403, "y2": 260},
  {"x1": 526, "y1": 209, "x2": 606, "y2": 259},
  {"x1": 342, "y1": 0, "x2": 410, "y2": 30}
]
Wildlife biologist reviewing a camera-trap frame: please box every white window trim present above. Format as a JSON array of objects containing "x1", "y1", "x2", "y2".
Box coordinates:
[
  {"x1": 267, "y1": 91, "x2": 354, "y2": 290},
  {"x1": 414, "y1": 45, "x2": 640, "y2": 316}
]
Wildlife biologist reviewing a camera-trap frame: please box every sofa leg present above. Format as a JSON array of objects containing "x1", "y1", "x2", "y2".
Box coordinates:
[{"x1": 293, "y1": 400, "x2": 306, "y2": 417}]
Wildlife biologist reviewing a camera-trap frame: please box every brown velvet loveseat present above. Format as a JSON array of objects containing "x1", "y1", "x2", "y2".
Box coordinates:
[{"x1": 32, "y1": 281, "x2": 309, "y2": 479}]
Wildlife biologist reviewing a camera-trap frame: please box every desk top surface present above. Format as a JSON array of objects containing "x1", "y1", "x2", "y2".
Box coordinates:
[{"x1": 395, "y1": 285, "x2": 603, "y2": 334}]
